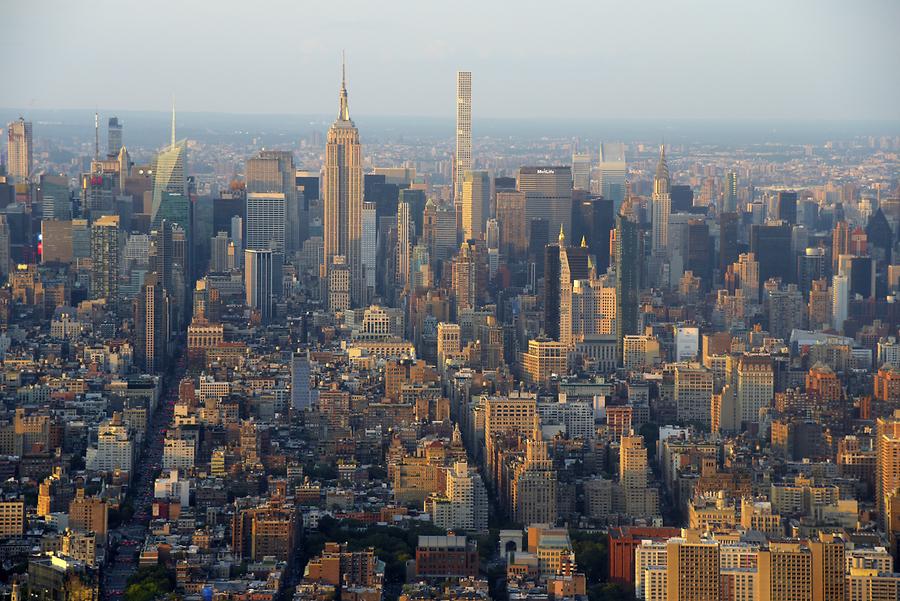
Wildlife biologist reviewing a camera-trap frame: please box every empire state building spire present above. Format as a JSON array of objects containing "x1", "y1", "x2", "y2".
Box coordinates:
[{"x1": 338, "y1": 52, "x2": 351, "y2": 122}]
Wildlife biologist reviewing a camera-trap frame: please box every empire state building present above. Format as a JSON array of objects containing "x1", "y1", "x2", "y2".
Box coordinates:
[{"x1": 323, "y1": 59, "x2": 364, "y2": 308}]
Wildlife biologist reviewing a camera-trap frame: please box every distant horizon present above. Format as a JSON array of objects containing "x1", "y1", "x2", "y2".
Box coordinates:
[
  {"x1": 6, "y1": 106, "x2": 900, "y2": 125},
  {"x1": 5, "y1": 1, "x2": 899, "y2": 122}
]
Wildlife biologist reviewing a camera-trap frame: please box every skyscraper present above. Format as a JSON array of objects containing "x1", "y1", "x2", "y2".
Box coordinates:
[
  {"x1": 135, "y1": 272, "x2": 168, "y2": 373},
  {"x1": 7, "y1": 117, "x2": 33, "y2": 182},
  {"x1": 775, "y1": 190, "x2": 798, "y2": 225},
  {"x1": 597, "y1": 142, "x2": 626, "y2": 207},
  {"x1": 750, "y1": 223, "x2": 794, "y2": 284},
  {"x1": 246, "y1": 150, "x2": 297, "y2": 252},
  {"x1": 151, "y1": 107, "x2": 187, "y2": 225},
  {"x1": 246, "y1": 192, "x2": 286, "y2": 253},
  {"x1": 90, "y1": 215, "x2": 122, "y2": 301},
  {"x1": 455, "y1": 71, "x2": 472, "y2": 201},
  {"x1": 571, "y1": 152, "x2": 592, "y2": 191},
  {"x1": 832, "y1": 273, "x2": 849, "y2": 333},
  {"x1": 615, "y1": 208, "x2": 641, "y2": 362},
  {"x1": 107, "y1": 117, "x2": 123, "y2": 156},
  {"x1": 651, "y1": 144, "x2": 671, "y2": 253},
  {"x1": 518, "y1": 166, "x2": 573, "y2": 241},
  {"x1": 396, "y1": 198, "x2": 412, "y2": 289},
  {"x1": 723, "y1": 171, "x2": 738, "y2": 213},
  {"x1": 461, "y1": 170, "x2": 490, "y2": 241},
  {"x1": 245, "y1": 249, "x2": 279, "y2": 324},
  {"x1": 362, "y1": 201, "x2": 377, "y2": 298},
  {"x1": 323, "y1": 58, "x2": 364, "y2": 307}
]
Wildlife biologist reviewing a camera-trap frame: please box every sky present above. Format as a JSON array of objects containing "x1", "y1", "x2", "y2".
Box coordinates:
[{"x1": 3, "y1": 0, "x2": 900, "y2": 121}]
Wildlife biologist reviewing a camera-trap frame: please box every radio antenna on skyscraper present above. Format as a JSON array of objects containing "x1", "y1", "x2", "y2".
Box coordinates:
[{"x1": 94, "y1": 112, "x2": 100, "y2": 160}]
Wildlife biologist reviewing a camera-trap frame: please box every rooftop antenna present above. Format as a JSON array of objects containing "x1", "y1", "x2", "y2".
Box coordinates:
[{"x1": 94, "y1": 112, "x2": 99, "y2": 160}]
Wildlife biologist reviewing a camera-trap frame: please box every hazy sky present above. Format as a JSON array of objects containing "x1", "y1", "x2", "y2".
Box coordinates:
[{"x1": 4, "y1": 0, "x2": 899, "y2": 121}]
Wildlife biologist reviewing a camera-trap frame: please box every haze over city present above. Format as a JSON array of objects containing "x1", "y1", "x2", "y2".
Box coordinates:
[
  {"x1": 1, "y1": 3, "x2": 900, "y2": 601},
  {"x1": 4, "y1": 0, "x2": 900, "y2": 120}
]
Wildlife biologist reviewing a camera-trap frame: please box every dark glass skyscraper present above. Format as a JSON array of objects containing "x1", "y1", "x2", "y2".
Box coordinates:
[
  {"x1": 615, "y1": 211, "x2": 641, "y2": 362},
  {"x1": 751, "y1": 223, "x2": 793, "y2": 284}
]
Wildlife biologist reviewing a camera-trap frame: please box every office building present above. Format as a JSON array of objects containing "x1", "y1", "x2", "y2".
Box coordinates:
[
  {"x1": 615, "y1": 209, "x2": 641, "y2": 361},
  {"x1": 107, "y1": 116, "x2": 123, "y2": 156},
  {"x1": 7, "y1": 117, "x2": 32, "y2": 182},
  {"x1": 245, "y1": 248, "x2": 279, "y2": 324},
  {"x1": 455, "y1": 71, "x2": 472, "y2": 200},
  {"x1": 246, "y1": 192, "x2": 286, "y2": 252},
  {"x1": 751, "y1": 223, "x2": 794, "y2": 284},
  {"x1": 135, "y1": 272, "x2": 168, "y2": 373},
  {"x1": 151, "y1": 108, "x2": 187, "y2": 225},
  {"x1": 832, "y1": 273, "x2": 849, "y2": 333},
  {"x1": 512, "y1": 417, "x2": 558, "y2": 525},
  {"x1": 775, "y1": 190, "x2": 798, "y2": 225},
  {"x1": 521, "y1": 338, "x2": 567, "y2": 388},
  {"x1": 497, "y1": 190, "x2": 527, "y2": 260},
  {"x1": 461, "y1": 170, "x2": 490, "y2": 241},
  {"x1": 323, "y1": 60, "x2": 364, "y2": 307},
  {"x1": 665, "y1": 536, "x2": 719, "y2": 601},
  {"x1": 40, "y1": 174, "x2": 71, "y2": 220},
  {"x1": 651, "y1": 144, "x2": 671, "y2": 253},
  {"x1": 90, "y1": 215, "x2": 121, "y2": 301},
  {"x1": 247, "y1": 150, "x2": 297, "y2": 252},
  {"x1": 723, "y1": 171, "x2": 738, "y2": 213},
  {"x1": 572, "y1": 152, "x2": 592, "y2": 191},
  {"x1": 572, "y1": 196, "x2": 615, "y2": 274},
  {"x1": 518, "y1": 166, "x2": 573, "y2": 242},
  {"x1": 736, "y1": 355, "x2": 774, "y2": 425},
  {"x1": 362, "y1": 201, "x2": 377, "y2": 296},
  {"x1": 597, "y1": 142, "x2": 626, "y2": 206}
]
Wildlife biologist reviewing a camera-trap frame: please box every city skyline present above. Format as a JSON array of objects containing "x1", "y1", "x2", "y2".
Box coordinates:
[{"x1": 4, "y1": 0, "x2": 900, "y2": 121}]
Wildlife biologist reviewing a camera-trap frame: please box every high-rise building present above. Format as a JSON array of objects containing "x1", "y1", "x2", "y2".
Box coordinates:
[
  {"x1": 512, "y1": 417, "x2": 557, "y2": 526},
  {"x1": 362, "y1": 201, "x2": 377, "y2": 297},
  {"x1": 452, "y1": 241, "x2": 478, "y2": 312},
  {"x1": 518, "y1": 166, "x2": 573, "y2": 242},
  {"x1": 723, "y1": 171, "x2": 738, "y2": 213},
  {"x1": 461, "y1": 170, "x2": 490, "y2": 241},
  {"x1": 665, "y1": 536, "x2": 720, "y2": 601},
  {"x1": 210, "y1": 231, "x2": 231, "y2": 273},
  {"x1": 572, "y1": 197, "x2": 615, "y2": 275},
  {"x1": 396, "y1": 198, "x2": 412, "y2": 289},
  {"x1": 674, "y1": 364, "x2": 714, "y2": 427},
  {"x1": 323, "y1": 60, "x2": 364, "y2": 307},
  {"x1": 455, "y1": 71, "x2": 472, "y2": 201},
  {"x1": 735, "y1": 354, "x2": 774, "y2": 425},
  {"x1": 107, "y1": 117, "x2": 123, "y2": 156},
  {"x1": 751, "y1": 223, "x2": 794, "y2": 284},
  {"x1": 615, "y1": 210, "x2": 641, "y2": 361},
  {"x1": 521, "y1": 338, "x2": 567, "y2": 388},
  {"x1": 832, "y1": 220, "x2": 850, "y2": 275},
  {"x1": 246, "y1": 192, "x2": 286, "y2": 253},
  {"x1": 571, "y1": 152, "x2": 592, "y2": 191},
  {"x1": 832, "y1": 273, "x2": 849, "y2": 333},
  {"x1": 40, "y1": 174, "x2": 71, "y2": 220},
  {"x1": 90, "y1": 215, "x2": 122, "y2": 301},
  {"x1": 291, "y1": 352, "x2": 311, "y2": 411},
  {"x1": 7, "y1": 117, "x2": 32, "y2": 182},
  {"x1": 651, "y1": 144, "x2": 671, "y2": 253},
  {"x1": 798, "y1": 247, "x2": 827, "y2": 296},
  {"x1": 135, "y1": 272, "x2": 168, "y2": 373},
  {"x1": 878, "y1": 411, "x2": 900, "y2": 534},
  {"x1": 245, "y1": 248, "x2": 279, "y2": 324},
  {"x1": 247, "y1": 150, "x2": 297, "y2": 252},
  {"x1": 496, "y1": 190, "x2": 528, "y2": 260},
  {"x1": 440, "y1": 460, "x2": 488, "y2": 532},
  {"x1": 775, "y1": 190, "x2": 798, "y2": 225},
  {"x1": 620, "y1": 435, "x2": 659, "y2": 518},
  {"x1": 597, "y1": 142, "x2": 626, "y2": 207},
  {"x1": 437, "y1": 322, "x2": 461, "y2": 369},
  {"x1": 151, "y1": 107, "x2": 187, "y2": 225}
]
